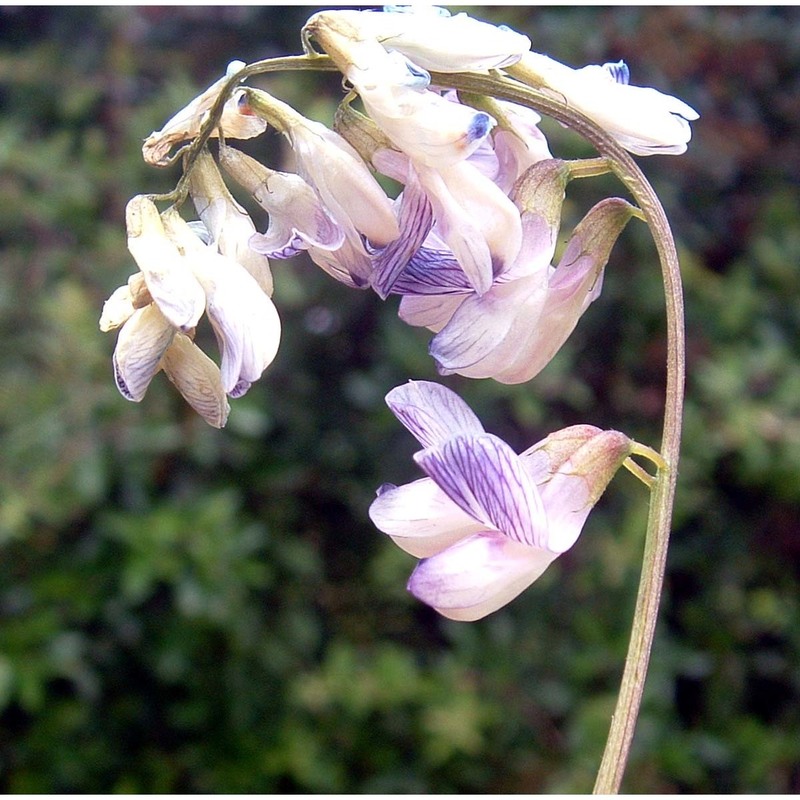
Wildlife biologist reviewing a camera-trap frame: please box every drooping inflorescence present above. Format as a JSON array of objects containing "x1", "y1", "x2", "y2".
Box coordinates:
[{"x1": 100, "y1": 5, "x2": 695, "y2": 621}]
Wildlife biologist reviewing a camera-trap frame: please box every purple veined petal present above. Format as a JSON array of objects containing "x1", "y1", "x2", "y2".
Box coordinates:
[
  {"x1": 371, "y1": 172, "x2": 435, "y2": 299},
  {"x1": 407, "y1": 531, "x2": 558, "y2": 621},
  {"x1": 398, "y1": 293, "x2": 465, "y2": 332},
  {"x1": 112, "y1": 304, "x2": 175, "y2": 402},
  {"x1": 414, "y1": 433, "x2": 548, "y2": 548},
  {"x1": 429, "y1": 272, "x2": 548, "y2": 377},
  {"x1": 414, "y1": 163, "x2": 494, "y2": 295},
  {"x1": 249, "y1": 230, "x2": 307, "y2": 261},
  {"x1": 307, "y1": 235, "x2": 373, "y2": 289},
  {"x1": 368, "y1": 476, "x2": 484, "y2": 557},
  {"x1": 385, "y1": 380, "x2": 485, "y2": 448},
  {"x1": 391, "y1": 247, "x2": 473, "y2": 296}
]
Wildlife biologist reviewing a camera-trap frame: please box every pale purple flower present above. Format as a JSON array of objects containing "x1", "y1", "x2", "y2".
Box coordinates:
[
  {"x1": 369, "y1": 381, "x2": 632, "y2": 620},
  {"x1": 393, "y1": 160, "x2": 636, "y2": 384}
]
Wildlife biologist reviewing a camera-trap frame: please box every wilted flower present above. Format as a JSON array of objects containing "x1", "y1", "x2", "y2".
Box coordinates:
[
  {"x1": 514, "y1": 52, "x2": 699, "y2": 156},
  {"x1": 142, "y1": 60, "x2": 266, "y2": 166},
  {"x1": 369, "y1": 380, "x2": 633, "y2": 620},
  {"x1": 394, "y1": 160, "x2": 636, "y2": 383},
  {"x1": 100, "y1": 195, "x2": 281, "y2": 425}
]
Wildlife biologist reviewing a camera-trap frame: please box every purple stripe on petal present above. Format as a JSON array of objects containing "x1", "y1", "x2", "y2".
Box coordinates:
[
  {"x1": 414, "y1": 433, "x2": 548, "y2": 548},
  {"x1": 391, "y1": 248, "x2": 473, "y2": 296},
  {"x1": 371, "y1": 183, "x2": 434, "y2": 299},
  {"x1": 385, "y1": 380, "x2": 484, "y2": 448}
]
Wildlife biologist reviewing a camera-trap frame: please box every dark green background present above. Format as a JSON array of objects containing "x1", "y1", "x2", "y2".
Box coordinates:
[{"x1": 1, "y1": 5, "x2": 799, "y2": 792}]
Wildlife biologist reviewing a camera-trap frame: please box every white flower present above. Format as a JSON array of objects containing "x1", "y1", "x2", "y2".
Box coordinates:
[
  {"x1": 516, "y1": 52, "x2": 699, "y2": 156},
  {"x1": 304, "y1": 7, "x2": 531, "y2": 73}
]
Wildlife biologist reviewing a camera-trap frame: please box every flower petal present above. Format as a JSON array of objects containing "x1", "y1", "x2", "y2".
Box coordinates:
[
  {"x1": 306, "y1": 8, "x2": 531, "y2": 73},
  {"x1": 398, "y1": 293, "x2": 465, "y2": 332},
  {"x1": 407, "y1": 531, "x2": 558, "y2": 621},
  {"x1": 515, "y1": 52, "x2": 698, "y2": 156},
  {"x1": 219, "y1": 145, "x2": 345, "y2": 256},
  {"x1": 539, "y1": 429, "x2": 632, "y2": 553},
  {"x1": 112, "y1": 304, "x2": 175, "y2": 402},
  {"x1": 160, "y1": 332, "x2": 230, "y2": 428},
  {"x1": 188, "y1": 149, "x2": 274, "y2": 295},
  {"x1": 369, "y1": 477, "x2": 483, "y2": 557},
  {"x1": 126, "y1": 196, "x2": 206, "y2": 332},
  {"x1": 190, "y1": 251, "x2": 282, "y2": 395},
  {"x1": 385, "y1": 380, "x2": 485, "y2": 448},
  {"x1": 493, "y1": 197, "x2": 634, "y2": 384},
  {"x1": 414, "y1": 433, "x2": 548, "y2": 548},
  {"x1": 429, "y1": 270, "x2": 550, "y2": 379},
  {"x1": 142, "y1": 63, "x2": 266, "y2": 166},
  {"x1": 370, "y1": 169, "x2": 434, "y2": 299},
  {"x1": 99, "y1": 283, "x2": 135, "y2": 332}
]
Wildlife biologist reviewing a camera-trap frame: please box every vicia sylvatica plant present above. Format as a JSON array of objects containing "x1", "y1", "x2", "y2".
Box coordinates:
[{"x1": 99, "y1": 6, "x2": 697, "y2": 793}]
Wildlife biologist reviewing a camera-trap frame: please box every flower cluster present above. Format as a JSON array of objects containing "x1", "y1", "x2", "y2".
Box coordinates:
[{"x1": 101, "y1": 6, "x2": 696, "y2": 618}]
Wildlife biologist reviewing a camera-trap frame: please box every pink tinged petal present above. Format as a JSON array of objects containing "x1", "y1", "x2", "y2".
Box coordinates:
[
  {"x1": 125, "y1": 196, "x2": 206, "y2": 332},
  {"x1": 368, "y1": 477, "x2": 484, "y2": 558},
  {"x1": 491, "y1": 103, "x2": 552, "y2": 193},
  {"x1": 112, "y1": 304, "x2": 175, "y2": 402},
  {"x1": 414, "y1": 433, "x2": 548, "y2": 548},
  {"x1": 493, "y1": 197, "x2": 635, "y2": 385},
  {"x1": 429, "y1": 272, "x2": 548, "y2": 378},
  {"x1": 189, "y1": 250, "x2": 281, "y2": 395},
  {"x1": 520, "y1": 424, "x2": 604, "y2": 486},
  {"x1": 160, "y1": 332, "x2": 230, "y2": 428},
  {"x1": 407, "y1": 531, "x2": 558, "y2": 621},
  {"x1": 385, "y1": 380, "x2": 485, "y2": 448},
  {"x1": 539, "y1": 429, "x2": 632, "y2": 553},
  {"x1": 398, "y1": 293, "x2": 465, "y2": 333}
]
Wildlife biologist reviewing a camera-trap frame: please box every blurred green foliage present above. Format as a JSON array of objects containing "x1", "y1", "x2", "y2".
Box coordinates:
[{"x1": 1, "y1": 5, "x2": 799, "y2": 793}]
